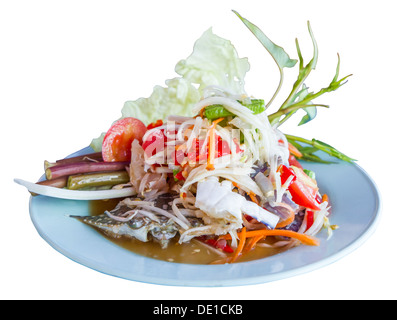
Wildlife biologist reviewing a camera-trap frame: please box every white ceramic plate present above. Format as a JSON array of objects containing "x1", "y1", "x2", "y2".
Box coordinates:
[{"x1": 28, "y1": 147, "x2": 381, "y2": 286}]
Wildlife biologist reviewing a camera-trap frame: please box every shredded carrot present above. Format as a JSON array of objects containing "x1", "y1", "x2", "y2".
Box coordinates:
[
  {"x1": 206, "y1": 118, "x2": 224, "y2": 171},
  {"x1": 175, "y1": 144, "x2": 186, "y2": 151},
  {"x1": 218, "y1": 234, "x2": 229, "y2": 240},
  {"x1": 288, "y1": 142, "x2": 303, "y2": 158},
  {"x1": 194, "y1": 108, "x2": 205, "y2": 118},
  {"x1": 242, "y1": 237, "x2": 254, "y2": 252},
  {"x1": 248, "y1": 192, "x2": 259, "y2": 205},
  {"x1": 181, "y1": 170, "x2": 188, "y2": 179},
  {"x1": 274, "y1": 202, "x2": 296, "y2": 228},
  {"x1": 276, "y1": 213, "x2": 295, "y2": 229},
  {"x1": 322, "y1": 194, "x2": 329, "y2": 203},
  {"x1": 243, "y1": 235, "x2": 264, "y2": 253},
  {"x1": 209, "y1": 258, "x2": 229, "y2": 265},
  {"x1": 213, "y1": 117, "x2": 225, "y2": 125},
  {"x1": 222, "y1": 229, "x2": 319, "y2": 246},
  {"x1": 229, "y1": 227, "x2": 247, "y2": 263}
]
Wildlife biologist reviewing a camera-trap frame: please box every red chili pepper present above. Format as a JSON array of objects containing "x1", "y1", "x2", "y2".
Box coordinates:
[
  {"x1": 142, "y1": 129, "x2": 166, "y2": 158},
  {"x1": 173, "y1": 170, "x2": 185, "y2": 181},
  {"x1": 278, "y1": 164, "x2": 297, "y2": 184},
  {"x1": 306, "y1": 194, "x2": 329, "y2": 231},
  {"x1": 215, "y1": 135, "x2": 231, "y2": 157},
  {"x1": 143, "y1": 126, "x2": 182, "y2": 164},
  {"x1": 278, "y1": 165, "x2": 320, "y2": 211},
  {"x1": 143, "y1": 126, "x2": 242, "y2": 166},
  {"x1": 147, "y1": 119, "x2": 163, "y2": 130},
  {"x1": 215, "y1": 239, "x2": 234, "y2": 253},
  {"x1": 173, "y1": 148, "x2": 186, "y2": 166},
  {"x1": 187, "y1": 135, "x2": 242, "y2": 164},
  {"x1": 288, "y1": 154, "x2": 303, "y2": 169},
  {"x1": 306, "y1": 210, "x2": 314, "y2": 230},
  {"x1": 200, "y1": 237, "x2": 234, "y2": 253}
]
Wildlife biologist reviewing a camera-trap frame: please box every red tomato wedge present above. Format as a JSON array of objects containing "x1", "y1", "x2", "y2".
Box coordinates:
[
  {"x1": 288, "y1": 154, "x2": 303, "y2": 169},
  {"x1": 142, "y1": 128, "x2": 166, "y2": 157},
  {"x1": 278, "y1": 164, "x2": 320, "y2": 211},
  {"x1": 102, "y1": 117, "x2": 147, "y2": 162}
]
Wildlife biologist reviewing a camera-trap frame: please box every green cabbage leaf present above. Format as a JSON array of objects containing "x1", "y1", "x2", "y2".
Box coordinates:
[
  {"x1": 175, "y1": 28, "x2": 250, "y2": 95},
  {"x1": 90, "y1": 28, "x2": 249, "y2": 151}
]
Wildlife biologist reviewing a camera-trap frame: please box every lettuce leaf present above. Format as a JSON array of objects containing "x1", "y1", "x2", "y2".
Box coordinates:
[
  {"x1": 89, "y1": 77, "x2": 200, "y2": 151},
  {"x1": 121, "y1": 77, "x2": 200, "y2": 124},
  {"x1": 175, "y1": 28, "x2": 250, "y2": 95},
  {"x1": 90, "y1": 28, "x2": 249, "y2": 152}
]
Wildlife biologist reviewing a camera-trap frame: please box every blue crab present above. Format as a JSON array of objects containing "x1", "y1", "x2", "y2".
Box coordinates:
[{"x1": 71, "y1": 193, "x2": 203, "y2": 249}]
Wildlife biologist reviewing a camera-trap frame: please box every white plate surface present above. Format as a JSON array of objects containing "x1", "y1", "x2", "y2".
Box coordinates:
[{"x1": 29, "y1": 147, "x2": 381, "y2": 286}]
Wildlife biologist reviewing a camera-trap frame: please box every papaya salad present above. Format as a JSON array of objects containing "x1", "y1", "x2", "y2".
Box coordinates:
[{"x1": 15, "y1": 11, "x2": 354, "y2": 264}]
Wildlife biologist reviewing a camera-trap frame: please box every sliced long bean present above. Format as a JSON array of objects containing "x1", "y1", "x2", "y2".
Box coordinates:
[
  {"x1": 286, "y1": 134, "x2": 356, "y2": 162},
  {"x1": 204, "y1": 99, "x2": 265, "y2": 120},
  {"x1": 67, "y1": 171, "x2": 130, "y2": 190},
  {"x1": 29, "y1": 176, "x2": 68, "y2": 196},
  {"x1": 35, "y1": 176, "x2": 68, "y2": 189},
  {"x1": 45, "y1": 152, "x2": 103, "y2": 169},
  {"x1": 45, "y1": 161, "x2": 129, "y2": 180}
]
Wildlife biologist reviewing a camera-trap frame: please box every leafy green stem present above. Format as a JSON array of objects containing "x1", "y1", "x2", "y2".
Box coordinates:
[
  {"x1": 232, "y1": 11, "x2": 354, "y2": 164},
  {"x1": 233, "y1": 10, "x2": 297, "y2": 110},
  {"x1": 266, "y1": 70, "x2": 284, "y2": 109},
  {"x1": 285, "y1": 134, "x2": 356, "y2": 162},
  {"x1": 268, "y1": 104, "x2": 328, "y2": 124},
  {"x1": 279, "y1": 32, "x2": 317, "y2": 112}
]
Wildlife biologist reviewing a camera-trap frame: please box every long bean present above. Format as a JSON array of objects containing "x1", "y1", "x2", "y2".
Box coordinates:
[
  {"x1": 67, "y1": 171, "x2": 130, "y2": 190},
  {"x1": 45, "y1": 161, "x2": 129, "y2": 180},
  {"x1": 45, "y1": 152, "x2": 103, "y2": 169},
  {"x1": 30, "y1": 176, "x2": 68, "y2": 196},
  {"x1": 204, "y1": 99, "x2": 265, "y2": 120},
  {"x1": 37, "y1": 176, "x2": 68, "y2": 188}
]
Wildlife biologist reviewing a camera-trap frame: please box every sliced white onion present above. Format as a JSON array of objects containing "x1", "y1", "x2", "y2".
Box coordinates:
[{"x1": 14, "y1": 178, "x2": 136, "y2": 200}]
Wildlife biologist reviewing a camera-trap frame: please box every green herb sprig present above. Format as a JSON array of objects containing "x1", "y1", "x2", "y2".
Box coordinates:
[
  {"x1": 233, "y1": 10, "x2": 354, "y2": 163},
  {"x1": 286, "y1": 134, "x2": 356, "y2": 163}
]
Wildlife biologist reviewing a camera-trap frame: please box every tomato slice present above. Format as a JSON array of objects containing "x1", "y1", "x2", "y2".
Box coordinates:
[
  {"x1": 142, "y1": 128, "x2": 166, "y2": 157},
  {"x1": 278, "y1": 164, "x2": 320, "y2": 211},
  {"x1": 186, "y1": 135, "x2": 240, "y2": 163},
  {"x1": 288, "y1": 179, "x2": 320, "y2": 211},
  {"x1": 288, "y1": 154, "x2": 303, "y2": 169},
  {"x1": 306, "y1": 210, "x2": 314, "y2": 230},
  {"x1": 102, "y1": 117, "x2": 147, "y2": 162},
  {"x1": 147, "y1": 119, "x2": 163, "y2": 130}
]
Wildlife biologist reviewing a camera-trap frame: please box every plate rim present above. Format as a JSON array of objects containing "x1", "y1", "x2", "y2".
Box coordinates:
[{"x1": 28, "y1": 147, "x2": 382, "y2": 286}]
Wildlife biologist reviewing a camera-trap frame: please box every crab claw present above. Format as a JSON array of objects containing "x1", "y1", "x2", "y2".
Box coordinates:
[{"x1": 195, "y1": 177, "x2": 279, "y2": 228}]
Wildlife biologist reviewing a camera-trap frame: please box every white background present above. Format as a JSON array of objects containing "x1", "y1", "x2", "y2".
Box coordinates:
[{"x1": 1, "y1": 0, "x2": 396, "y2": 300}]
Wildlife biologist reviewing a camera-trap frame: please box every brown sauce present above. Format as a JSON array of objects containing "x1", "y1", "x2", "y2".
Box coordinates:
[{"x1": 89, "y1": 199, "x2": 286, "y2": 264}]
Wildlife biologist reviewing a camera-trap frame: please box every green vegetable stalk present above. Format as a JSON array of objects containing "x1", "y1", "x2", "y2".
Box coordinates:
[
  {"x1": 286, "y1": 134, "x2": 356, "y2": 163},
  {"x1": 233, "y1": 10, "x2": 354, "y2": 163},
  {"x1": 67, "y1": 171, "x2": 130, "y2": 190},
  {"x1": 204, "y1": 99, "x2": 265, "y2": 120}
]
